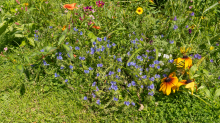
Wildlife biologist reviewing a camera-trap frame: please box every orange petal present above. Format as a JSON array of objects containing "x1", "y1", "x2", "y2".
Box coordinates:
[{"x1": 63, "y1": 3, "x2": 78, "y2": 10}]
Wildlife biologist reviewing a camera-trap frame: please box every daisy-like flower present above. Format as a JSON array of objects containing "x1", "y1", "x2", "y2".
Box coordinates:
[
  {"x1": 174, "y1": 56, "x2": 192, "y2": 69},
  {"x1": 96, "y1": 1, "x2": 105, "y2": 7},
  {"x1": 159, "y1": 72, "x2": 178, "y2": 95},
  {"x1": 175, "y1": 79, "x2": 195, "y2": 95},
  {"x1": 136, "y1": 7, "x2": 143, "y2": 15},
  {"x1": 63, "y1": 3, "x2": 78, "y2": 10},
  {"x1": 174, "y1": 47, "x2": 192, "y2": 69}
]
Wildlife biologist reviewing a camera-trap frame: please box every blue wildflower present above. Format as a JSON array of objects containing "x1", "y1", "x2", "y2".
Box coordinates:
[
  {"x1": 173, "y1": 25, "x2": 178, "y2": 30},
  {"x1": 174, "y1": 16, "x2": 177, "y2": 21},
  {"x1": 93, "y1": 42, "x2": 96, "y2": 45},
  {"x1": 65, "y1": 42, "x2": 69, "y2": 45},
  {"x1": 149, "y1": 77, "x2": 154, "y2": 81},
  {"x1": 79, "y1": 56, "x2": 85, "y2": 60},
  {"x1": 49, "y1": 26, "x2": 53, "y2": 29},
  {"x1": 73, "y1": 27, "x2": 78, "y2": 31},
  {"x1": 57, "y1": 56, "x2": 63, "y2": 60},
  {"x1": 124, "y1": 101, "x2": 130, "y2": 106},
  {"x1": 113, "y1": 97, "x2": 118, "y2": 101},
  {"x1": 112, "y1": 43, "x2": 116, "y2": 47},
  {"x1": 60, "y1": 66, "x2": 64, "y2": 69},
  {"x1": 142, "y1": 75, "x2": 147, "y2": 79},
  {"x1": 128, "y1": 83, "x2": 131, "y2": 87},
  {"x1": 97, "y1": 99, "x2": 101, "y2": 105},
  {"x1": 69, "y1": 65, "x2": 73, "y2": 69},
  {"x1": 131, "y1": 81, "x2": 136, "y2": 86},
  {"x1": 97, "y1": 64, "x2": 103, "y2": 67},
  {"x1": 131, "y1": 102, "x2": 135, "y2": 106},
  {"x1": 148, "y1": 92, "x2": 154, "y2": 96},
  {"x1": 97, "y1": 73, "x2": 100, "y2": 77},
  {"x1": 92, "y1": 82, "x2": 96, "y2": 86},
  {"x1": 117, "y1": 58, "x2": 122, "y2": 62},
  {"x1": 168, "y1": 59, "x2": 174, "y2": 63},
  {"x1": 154, "y1": 60, "x2": 159, "y2": 64},
  {"x1": 55, "y1": 73, "x2": 59, "y2": 77},
  {"x1": 148, "y1": 84, "x2": 154, "y2": 89},
  {"x1": 92, "y1": 93, "x2": 96, "y2": 98},
  {"x1": 43, "y1": 60, "x2": 50, "y2": 66},
  {"x1": 161, "y1": 34, "x2": 164, "y2": 37},
  {"x1": 141, "y1": 85, "x2": 144, "y2": 88},
  {"x1": 80, "y1": 31, "x2": 83, "y2": 35},
  {"x1": 169, "y1": 40, "x2": 174, "y2": 44},
  {"x1": 83, "y1": 96, "x2": 87, "y2": 100},
  {"x1": 40, "y1": 49, "x2": 44, "y2": 52},
  {"x1": 89, "y1": 67, "x2": 93, "y2": 71},
  {"x1": 191, "y1": 12, "x2": 194, "y2": 16},
  {"x1": 117, "y1": 68, "x2": 121, "y2": 72},
  {"x1": 163, "y1": 74, "x2": 167, "y2": 77},
  {"x1": 157, "y1": 66, "x2": 160, "y2": 69},
  {"x1": 65, "y1": 79, "x2": 68, "y2": 82},
  {"x1": 97, "y1": 37, "x2": 102, "y2": 42},
  {"x1": 104, "y1": 37, "x2": 107, "y2": 41},
  {"x1": 84, "y1": 70, "x2": 89, "y2": 74},
  {"x1": 75, "y1": 46, "x2": 80, "y2": 50}
]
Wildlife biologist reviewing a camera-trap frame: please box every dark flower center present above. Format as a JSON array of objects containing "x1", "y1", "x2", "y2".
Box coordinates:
[
  {"x1": 186, "y1": 79, "x2": 192, "y2": 84},
  {"x1": 165, "y1": 77, "x2": 171, "y2": 82},
  {"x1": 183, "y1": 55, "x2": 188, "y2": 58},
  {"x1": 138, "y1": 10, "x2": 141, "y2": 12}
]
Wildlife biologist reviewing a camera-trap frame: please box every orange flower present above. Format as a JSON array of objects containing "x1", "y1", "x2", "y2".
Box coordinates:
[
  {"x1": 63, "y1": 3, "x2": 78, "y2": 10},
  {"x1": 73, "y1": 54, "x2": 77, "y2": 58},
  {"x1": 62, "y1": 25, "x2": 66, "y2": 31},
  {"x1": 92, "y1": 25, "x2": 100, "y2": 29},
  {"x1": 159, "y1": 72, "x2": 178, "y2": 95}
]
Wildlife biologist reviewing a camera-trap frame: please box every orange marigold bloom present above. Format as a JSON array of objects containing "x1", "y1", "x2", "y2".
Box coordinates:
[
  {"x1": 62, "y1": 25, "x2": 66, "y2": 31},
  {"x1": 63, "y1": 3, "x2": 78, "y2": 10},
  {"x1": 159, "y1": 72, "x2": 178, "y2": 95}
]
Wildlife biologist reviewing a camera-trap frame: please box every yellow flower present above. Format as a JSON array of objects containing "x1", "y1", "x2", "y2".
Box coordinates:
[
  {"x1": 136, "y1": 7, "x2": 143, "y2": 15},
  {"x1": 174, "y1": 56, "x2": 192, "y2": 69},
  {"x1": 24, "y1": 3, "x2": 29, "y2": 6},
  {"x1": 201, "y1": 16, "x2": 205, "y2": 19},
  {"x1": 159, "y1": 72, "x2": 178, "y2": 95},
  {"x1": 62, "y1": 25, "x2": 66, "y2": 31},
  {"x1": 174, "y1": 79, "x2": 195, "y2": 95},
  {"x1": 149, "y1": 0, "x2": 154, "y2": 4},
  {"x1": 190, "y1": 24, "x2": 196, "y2": 29},
  {"x1": 210, "y1": 46, "x2": 214, "y2": 50},
  {"x1": 180, "y1": 47, "x2": 191, "y2": 54}
]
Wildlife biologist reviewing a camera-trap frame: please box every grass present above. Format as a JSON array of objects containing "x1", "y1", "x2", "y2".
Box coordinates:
[{"x1": 0, "y1": 0, "x2": 220, "y2": 122}]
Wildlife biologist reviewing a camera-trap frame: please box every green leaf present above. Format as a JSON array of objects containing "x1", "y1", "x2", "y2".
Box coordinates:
[
  {"x1": 19, "y1": 41, "x2": 26, "y2": 47},
  {"x1": 155, "y1": 47, "x2": 158, "y2": 60},
  {"x1": 189, "y1": 65, "x2": 197, "y2": 79},
  {"x1": 15, "y1": 34, "x2": 24, "y2": 38},
  {"x1": 0, "y1": 21, "x2": 8, "y2": 35},
  {"x1": 26, "y1": 37, "x2": 35, "y2": 47},
  {"x1": 20, "y1": 83, "x2": 26, "y2": 96},
  {"x1": 203, "y1": 2, "x2": 219, "y2": 14},
  {"x1": 58, "y1": 29, "x2": 68, "y2": 45},
  {"x1": 63, "y1": 44, "x2": 74, "y2": 60},
  {"x1": 16, "y1": 65, "x2": 24, "y2": 74},
  {"x1": 214, "y1": 89, "x2": 220, "y2": 99}
]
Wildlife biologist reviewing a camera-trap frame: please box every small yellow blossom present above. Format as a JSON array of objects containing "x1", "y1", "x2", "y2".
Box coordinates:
[
  {"x1": 24, "y1": 3, "x2": 29, "y2": 6},
  {"x1": 210, "y1": 46, "x2": 214, "y2": 50},
  {"x1": 149, "y1": 0, "x2": 154, "y2": 4},
  {"x1": 136, "y1": 7, "x2": 143, "y2": 15}
]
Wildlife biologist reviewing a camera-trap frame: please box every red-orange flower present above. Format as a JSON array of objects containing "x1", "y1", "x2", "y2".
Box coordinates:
[
  {"x1": 92, "y1": 25, "x2": 100, "y2": 29},
  {"x1": 63, "y1": 3, "x2": 78, "y2": 10}
]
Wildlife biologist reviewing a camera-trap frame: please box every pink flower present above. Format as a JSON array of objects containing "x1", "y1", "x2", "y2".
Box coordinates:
[
  {"x1": 16, "y1": 0, "x2": 20, "y2": 5},
  {"x1": 189, "y1": 6, "x2": 192, "y2": 9},
  {"x1": 25, "y1": 6, "x2": 27, "y2": 11},
  {"x1": 45, "y1": 2, "x2": 48, "y2": 4},
  {"x1": 96, "y1": 1, "x2": 105, "y2": 7},
  {"x1": 4, "y1": 47, "x2": 8, "y2": 52},
  {"x1": 15, "y1": 22, "x2": 19, "y2": 25},
  {"x1": 21, "y1": 7, "x2": 23, "y2": 10}
]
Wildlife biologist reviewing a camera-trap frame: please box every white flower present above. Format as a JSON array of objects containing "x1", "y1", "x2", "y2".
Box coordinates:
[
  {"x1": 164, "y1": 68, "x2": 170, "y2": 72},
  {"x1": 159, "y1": 61, "x2": 164, "y2": 66},
  {"x1": 169, "y1": 54, "x2": 172, "y2": 58},
  {"x1": 158, "y1": 53, "x2": 161, "y2": 57},
  {"x1": 163, "y1": 54, "x2": 169, "y2": 59}
]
